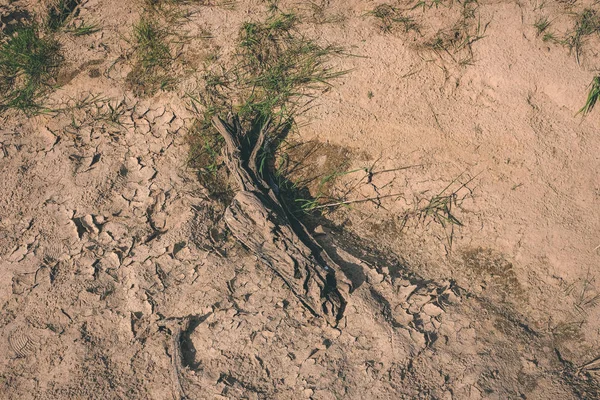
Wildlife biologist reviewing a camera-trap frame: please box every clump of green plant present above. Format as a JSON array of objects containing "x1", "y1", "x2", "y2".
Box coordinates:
[
  {"x1": 0, "y1": 25, "x2": 62, "y2": 113},
  {"x1": 128, "y1": 0, "x2": 216, "y2": 96},
  {"x1": 418, "y1": 188, "x2": 463, "y2": 229},
  {"x1": 541, "y1": 31, "x2": 559, "y2": 43},
  {"x1": 578, "y1": 75, "x2": 600, "y2": 116},
  {"x1": 304, "y1": 1, "x2": 345, "y2": 25},
  {"x1": 366, "y1": 4, "x2": 420, "y2": 33},
  {"x1": 65, "y1": 21, "x2": 101, "y2": 36},
  {"x1": 414, "y1": 0, "x2": 487, "y2": 66},
  {"x1": 46, "y1": 0, "x2": 81, "y2": 31},
  {"x1": 411, "y1": 0, "x2": 445, "y2": 11},
  {"x1": 534, "y1": 16, "x2": 551, "y2": 36},
  {"x1": 566, "y1": 8, "x2": 600, "y2": 64},
  {"x1": 235, "y1": 13, "x2": 346, "y2": 121},
  {"x1": 191, "y1": 12, "x2": 346, "y2": 130},
  {"x1": 133, "y1": 18, "x2": 171, "y2": 68},
  {"x1": 188, "y1": 11, "x2": 347, "y2": 204},
  {"x1": 424, "y1": 16, "x2": 487, "y2": 66},
  {"x1": 127, "y1": 17, "x2": 174, "y2": 95}
]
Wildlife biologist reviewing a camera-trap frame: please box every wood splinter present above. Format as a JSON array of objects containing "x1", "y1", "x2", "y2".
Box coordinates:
[{"x1": 212, "y1": 115, "x2": 349, "y2": 325}]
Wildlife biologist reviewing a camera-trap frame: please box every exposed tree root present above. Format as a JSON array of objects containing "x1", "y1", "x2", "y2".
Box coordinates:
[{"x1": 212, "y1": 115, "x2": 349, "y2": 325}]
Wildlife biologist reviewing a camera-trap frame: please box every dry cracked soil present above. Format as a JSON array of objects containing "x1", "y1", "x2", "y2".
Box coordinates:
[{"x1": 1, "y1": 0, "x2": 600, "y2": 399}]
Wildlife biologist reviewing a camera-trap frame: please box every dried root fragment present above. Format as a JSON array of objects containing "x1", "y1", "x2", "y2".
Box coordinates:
[{"x1": 212, "y1": 115, "x2": 348, "y2": 325}]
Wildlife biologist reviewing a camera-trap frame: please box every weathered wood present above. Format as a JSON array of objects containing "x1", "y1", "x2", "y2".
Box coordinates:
[{"x1": 212, "y1": 115, "x2": 348, "y2": 325}]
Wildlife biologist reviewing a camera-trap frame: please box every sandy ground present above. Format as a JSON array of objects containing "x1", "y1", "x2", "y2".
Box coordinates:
[{"x1": 1, "y1": 0, "x2": 600, "y2": 398}]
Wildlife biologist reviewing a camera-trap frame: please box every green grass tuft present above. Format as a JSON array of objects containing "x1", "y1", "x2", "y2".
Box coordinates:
[
  {"x1": 366, "y1": 4, "x2": 420, "y2": 34},
  {"x1": 414, "y1": 0, "x2": 487, "y2": 67},
  {"x1": 46, "y1": 0, "x2": 81, "y2": 31},
  {"x1": 542, "y1": 32, "x2": 559, "y2": 43},
  {"x1": 0, "y1": 25, "x2": 61, "y2": 113},
  {"x1": 66, "y1": 21, "x2": 101, "y2": 36},
  {"x1": 534, "y1": 16, "x2": 551, "y2": 35},
  {"x1": 566, "y1": 8, "x2": 600, "y2": 63},
  {"x1": 232, "y1": 12, "x2": 346, "y2": 124},
  {"x1": 578, "y1": 75, "x2": 600, "y2": 116},
  {"x1": 411, "y1": 0, "x2": 445, "y2": 11},
  {"x1": 188, "y1": 11, "x2": 347, "y2": 203},
  {"x1": 127, "y1": 18, "x2": 173, "y2": 95},
  {"x1": 133, "y1": 19, "x2": 171, "y2": 70}
]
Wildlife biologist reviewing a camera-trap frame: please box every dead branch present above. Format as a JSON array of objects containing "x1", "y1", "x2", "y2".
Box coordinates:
[{"x1": 212, "y1": 115, "x2": 348, "y2": 325}]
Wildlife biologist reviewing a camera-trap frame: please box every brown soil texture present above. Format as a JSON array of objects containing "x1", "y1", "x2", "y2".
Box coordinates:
[{"x1": 1, "y1": 0, "x2": 600, "y2": 399}]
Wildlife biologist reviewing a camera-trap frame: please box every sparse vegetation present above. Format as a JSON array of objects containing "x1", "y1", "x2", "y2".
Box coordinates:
[
  {"x1": 235, "y1": 13, "x2": 346, "y2": 121},
  {"x1": 293, "y1": 167, "x2": 361, "y2": 212},
  {"x1": 275, "y1": 143, "x2": 356, "y2": 214},
  {"x1": 0, "y1": 25, "x2": 61, "y2": 113},
  {"x1": 563, "y1": 269, "x2": 600, "y2": 316},
  {"x1": 134, "y1": 18, "x2": 171, "y2": 70},
  {"x1": 534, "y1": 16, "x2": 551, "y2": 36},
  {"x1": 188, "y1": 11, "x2": 348, "y2": 208},
  {"x1": 396, "y1": 173, "x2": 475, "y2": 249},
  {"x1": 187, "y1": 117, "x2": 223, "y2": 174},
  {"x1": 536, "y1": 8, "x2": 600, "y2": 64},
  {"x1": 127, "y1": 0, "x2": 214, "y2": 96},
  {"x1": 566, "y1": 8, "x2": 600, "y2": 64},
  {"x1": 4, "y1": 2, "x2": 600, "y2": 398},
  {"x1": 144, "y1": 0, "x2": 236, "y2": 11},
  {"x1": 190, "y1": 11, "x2": 347, "y2": 134},
  {"x1": 421, "y1": 0, "x2": 488, "y2": 67},
  {"x1": 48, "y1": 93, "x2": 133, "y2": 136},
  {"x1": 187, "y1": 117, "x2": 232, "y2": 202},
  {"x1": 412, "y1": 0, "x2": 445, "y2": 11},
  {"x1": 65, "y1": 21, "x2": 101, "y2": 36},
  {"x1": 578, "y1": 75, "x2": 600, "y2": 116},
  {"x1": 418, "y1": 186, "x2": 464, "y2": 228},
  {"x1": 386, "y1": 0, "x2": 489, "y2": 67},
  {"x1": 127, "y1": 17, "x2": 174, "y2": 95},
  {"x1": 46, "y1": 0, "x2": 81, "y2": 31},
  {"x1": 542, "y1": 31, "x2": 559, "y2": 43},
  {"x1": 424, "y1": 21, "x2": 487, "y2": 66},
  {"x1": 304, "y1": 1, "x2": 345, "y2": 25},
  {"x1": 366, "y1": 4, "x2": 420, "y2": 33}
]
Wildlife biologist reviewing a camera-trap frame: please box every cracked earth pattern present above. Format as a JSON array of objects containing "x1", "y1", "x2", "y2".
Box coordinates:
[
  {"x1": 1, "y1": 0, "x2": 600, "y2": 399},
  {"x1": 0, "y1": 99, "x2": 594, "y2": 399}
]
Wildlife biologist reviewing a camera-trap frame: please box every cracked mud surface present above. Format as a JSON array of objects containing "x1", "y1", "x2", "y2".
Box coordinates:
[{"x1": 1, "y1": 0, "x2": 600, "y2": 399}]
